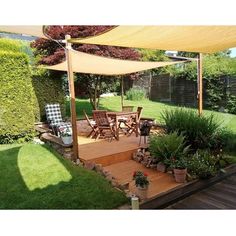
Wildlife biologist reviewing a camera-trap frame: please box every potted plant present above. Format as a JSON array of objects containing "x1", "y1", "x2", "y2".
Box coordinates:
[
  {"x1": 169, "y1": 157, "x2": 188, "y2": 183},
  {"x1": 149, "y1": 132, "x2": 190, "y2": 173},
  {"x1": 59, "y1": 127, "x2": 73, "y2": 145},
  {"x1": 133, "y1": 171, "x2": 149, "y2": 200}
]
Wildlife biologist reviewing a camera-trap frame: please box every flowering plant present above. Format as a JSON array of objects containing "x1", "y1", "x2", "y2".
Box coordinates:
[
  {"x1": 133, "y1": 171, "x2": 149, "y2": 188},
  {"x1": 59, "y1": 127, "x2": 72, "y2": 137},
  {"x1": 168, "y1": 156, "x2": 188, "y2": 169}
]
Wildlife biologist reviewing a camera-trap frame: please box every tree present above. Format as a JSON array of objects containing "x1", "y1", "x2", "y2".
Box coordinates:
[
  {"x1": 31, "y1": 26, "x2": 141, "y2": 109},
  {"x1": 173, "y1": 52, "x2": 236, "y2": 113},
  {"x1": 139, "y1": 49, "x2": 182, "y2": 76}
]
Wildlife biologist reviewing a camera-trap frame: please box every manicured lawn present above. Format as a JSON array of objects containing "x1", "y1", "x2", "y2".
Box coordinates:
[
  {"x1": 0, "y1": 143, "x2": 128, "y2": 209},
  {"x1": 66, "y1": 96, "x2": 236, "y2": 133}
]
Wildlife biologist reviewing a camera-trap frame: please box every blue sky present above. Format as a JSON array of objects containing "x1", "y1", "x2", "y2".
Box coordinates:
[{"x1": 230, "y1": 48, "x2": 236, "y2": 57}]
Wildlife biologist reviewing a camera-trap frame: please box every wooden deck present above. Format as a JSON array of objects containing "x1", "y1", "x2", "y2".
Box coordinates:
[
  {"x1": 167, "y1": 173, "x2": 236, "y2": 209},
  {"x1": 104, "y1": 160, "x2": 181, "y2": 199},
  {"x1": 35, "y1": 122, "x2": 183, "y2": 202},
  {"x1": 78, "y1": 135, "x2": 141, "y2": 166}
]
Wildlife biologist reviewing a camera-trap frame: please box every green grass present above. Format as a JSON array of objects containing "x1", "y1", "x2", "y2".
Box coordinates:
[
  {"x1": 66, "y1": 96, "x2": 236, "y2": 133},
  {"x1": 0, "y1": 143, "x2": 128, "y2": 209}
]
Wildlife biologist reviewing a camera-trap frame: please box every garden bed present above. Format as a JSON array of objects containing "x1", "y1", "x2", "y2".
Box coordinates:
[{"x1": 140, "y1": 163, "x2": 236, "y2": 209}]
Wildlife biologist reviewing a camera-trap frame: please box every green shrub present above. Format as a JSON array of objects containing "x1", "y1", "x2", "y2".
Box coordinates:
[
  {"x1": 149, "y1": 132, "x2": 190, "y2": 166},
  {"x1": 188, "y1": 150, "x2": 217, "y2": 179},
  {"x1": 0, "y1": 38, "x2": 24, "y2": 53},
  {"x1": 32, "y1": 71, "x2": 66, "y2": 121},
  {"x1": 0, "y1": 50, "x2": 35, "y2": 143},
  {"x1": 126, "y1": 88, "x2": 146, "y2": 101},
  {"x1": 217, "y1": 129, "x2": 236, "y2": 154},
  {"x1": 161, "y1": 108, "x2": 221, "y2": 150}
]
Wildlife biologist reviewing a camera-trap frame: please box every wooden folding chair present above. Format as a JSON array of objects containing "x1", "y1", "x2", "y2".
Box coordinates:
[
  {"x1": 119, "y1": 106, "x2": 135, "y2": 133},
  {"x1": 127, "y1": 107, "x2": 143, "y2": 136},
  {"x1": 83, "y1": 110, "x2": 99, "y2": 138},
  {"x1": 92, "y1": 110, "x2": 117, "y2": 141}
]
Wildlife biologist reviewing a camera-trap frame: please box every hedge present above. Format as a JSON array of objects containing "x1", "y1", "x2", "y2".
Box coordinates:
[
  {"x1": 0, "y1": 38, "x2": 24, "y2": 53},
  {"x1": 0, "y1": 50, "x2": 35, "y2": 143},
  {"x1": 32, "y1": 71, "x2": 66, "y2": 122}
]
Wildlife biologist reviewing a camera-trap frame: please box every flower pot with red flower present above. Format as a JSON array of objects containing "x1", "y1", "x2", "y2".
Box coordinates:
[
  {"x1": 133, "y1": 171, "x2": 149, "y2": 200},
  {"x1": 169, "y1": 156, "x2": 188, "y2": 183}
]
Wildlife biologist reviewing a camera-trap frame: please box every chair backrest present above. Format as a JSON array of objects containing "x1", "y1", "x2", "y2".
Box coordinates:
[
  {"x1": 83, "y1": 110, "x2": 95, "y2": 128},
  {"x1": 122, "y1": 106, "x2": 134, "y2": 112},
  {"x1": 137, "y1": 107, "x2": 143, "y2": 120},
  {"x1": 92, "y1": 110, "x2": 109, "y2": 127},
  {"x1": 45, "y1": 103, "x2": 63, "y2": 125}
]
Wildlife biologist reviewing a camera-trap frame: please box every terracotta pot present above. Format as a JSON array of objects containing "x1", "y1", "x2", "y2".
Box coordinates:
[
  {"x1": 173, "y1": 168, "x2": 187, "y2": 183},
  {"x1": 136, "y1": 186, "x2": 148, "y2": 200}
]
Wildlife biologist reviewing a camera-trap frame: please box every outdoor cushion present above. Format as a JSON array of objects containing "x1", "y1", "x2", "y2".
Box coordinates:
[
  {"x1": 45, "y1": 103, "x2": 63, "y2": 125},
  {"x1": 45, "y1": 103, "x2": 72, "y2": 136}
]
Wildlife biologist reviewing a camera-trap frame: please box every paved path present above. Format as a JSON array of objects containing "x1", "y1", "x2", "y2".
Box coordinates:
[{"x1": 167, "y1": 173, "x2": 236, "y2": 209}]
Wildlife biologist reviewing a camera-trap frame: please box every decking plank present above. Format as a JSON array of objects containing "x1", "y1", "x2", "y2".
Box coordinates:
[
  {"x1": 104, "y1": 160, "x2": 180, "y2": 199},
  {"x1": 78, "y1": 135, "x2": 140, "y2": 166},
  {"x1": 167, "y1": 173, "x2": 236, "y2": 209}
]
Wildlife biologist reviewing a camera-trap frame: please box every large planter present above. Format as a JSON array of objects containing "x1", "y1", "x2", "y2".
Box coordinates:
[
  {"x1": 61, "y1": 136, "x2": 73, "y2": 145},
  {"x1": 173, "y1": 168, "x2": 187, "y2": 183},
  {"x1": 136, "y1": 186, "x2": 148, "y2": 200}
]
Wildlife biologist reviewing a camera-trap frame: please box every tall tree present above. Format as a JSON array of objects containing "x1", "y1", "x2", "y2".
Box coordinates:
[{"x1": 31, "y1": 26, "x2": 141, "y2": 109}]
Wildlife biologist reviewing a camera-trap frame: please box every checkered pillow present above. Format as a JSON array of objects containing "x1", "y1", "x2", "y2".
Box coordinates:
[
  {"x1": 45, "y1": 104, "x2": 63, "y2": 125},
  {"x1": 58, "y1": 123, "x2": 72, "y2": 130}
]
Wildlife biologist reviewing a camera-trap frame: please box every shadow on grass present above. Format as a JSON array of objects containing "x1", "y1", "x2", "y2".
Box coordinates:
[{"x1": 0, "y1": 144, "x2": 127, "y2": 209}]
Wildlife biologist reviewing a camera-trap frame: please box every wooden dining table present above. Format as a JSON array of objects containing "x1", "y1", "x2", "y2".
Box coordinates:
[{"x1": 107, "y1": 111, "x2": 139, "y2": 140}]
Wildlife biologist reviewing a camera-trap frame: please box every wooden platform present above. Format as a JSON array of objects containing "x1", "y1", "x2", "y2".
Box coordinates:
[
  {"x1": 104, "y1": 160, "x2": 181, "y2": 199},
  {"x1": 35, "y1": 122, "x2": 184, "y2": 203},
  {"x1": 78, "y1": 135, "x2": 140, "y2": 166},
  {"x1": 168, "y1": 173, "x2": 236, "y2": 209}
]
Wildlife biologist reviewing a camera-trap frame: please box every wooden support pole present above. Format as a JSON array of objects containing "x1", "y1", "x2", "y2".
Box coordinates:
[
  {"x1": 121, "y1": 76, "x2": 124, "y2": 108},
  {"x1": 65, "y1": 35, "x2": 79, "y2": 161},
  {"x1": 197, "y1": 53, "x2": 203, "y2": 116}
]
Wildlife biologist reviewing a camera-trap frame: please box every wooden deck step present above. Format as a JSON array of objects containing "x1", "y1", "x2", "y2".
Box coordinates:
[
  {"x1": 78, "y1": 135, "x2": 140, "y2": 166},
  {"x1": 104, "y1": 160, "x2": 181, "y2": 199}
]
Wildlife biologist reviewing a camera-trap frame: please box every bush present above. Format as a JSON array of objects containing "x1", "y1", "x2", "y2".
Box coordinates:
[
  {"x1": 217, "y1": 129, "x2": 236, "y2": 154},
  {"x1": 0, "y1": 38, "x2": 24, "y2": 53},
  {"x1": 161, "y1": 108, "x2": 221, "y2": 150},
  {"x1": 126, "y1": 88, "x2": 146, "y2": 101},
  {"x1": 187, "y1": 150, "x2": 217, "y2": 179},
  {"x1": 32, "y1": 71, "x2": 66, "y2": 122},
  {"x1": 0, "y1": 50, "x2": 35, "y2": 143},
  {"x1": 149, "y1": 132, "x2": 190, "y2": 166}
]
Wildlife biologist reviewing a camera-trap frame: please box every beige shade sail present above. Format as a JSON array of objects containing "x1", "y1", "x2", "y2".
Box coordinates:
[
  {"x1": 70, "y1": 26, "x2": 236, "y2": 53},
  {"x1": 44, "y1": 49, "x2": 186, "y2": 75},
  {"x1": 0, "y1": 25, "x2": 47, "y2": 39}
]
